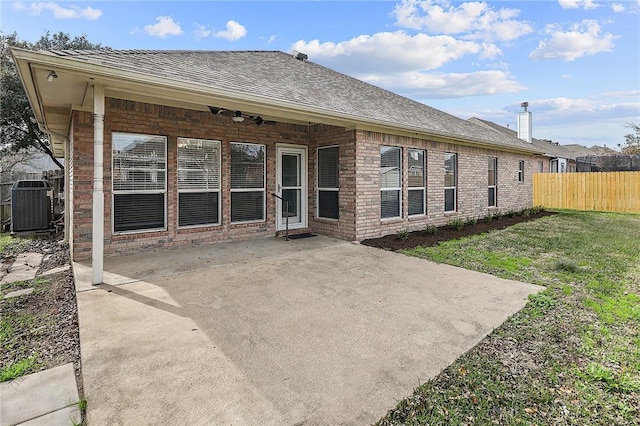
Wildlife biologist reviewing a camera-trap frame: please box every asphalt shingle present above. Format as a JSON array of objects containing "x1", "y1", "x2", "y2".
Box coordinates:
[{"x1": 41, "y1": 50, "x2": 537, "y2": 152}]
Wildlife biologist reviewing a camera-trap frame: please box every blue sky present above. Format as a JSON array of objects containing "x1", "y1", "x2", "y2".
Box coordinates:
[{"x1": 2, "y1": 0, "x2": 639, "y2": 149}]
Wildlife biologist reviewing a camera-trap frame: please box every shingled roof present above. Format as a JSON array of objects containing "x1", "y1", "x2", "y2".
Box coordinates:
[
  {"x1": 468, "y1": 117, "x2": 574, "y2": 159},
  {"x1": 32, "y1": 49, "x2": 537, "y2": 153}
]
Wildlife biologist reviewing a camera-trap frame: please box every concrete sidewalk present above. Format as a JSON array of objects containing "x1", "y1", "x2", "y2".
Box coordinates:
[{"x1": 75, "y1": 237, "x2": 542, "y2": 425}]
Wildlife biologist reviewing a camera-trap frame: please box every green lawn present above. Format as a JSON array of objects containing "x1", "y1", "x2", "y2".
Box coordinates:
[{"x1": 378, "y1": 211, "x2": 640, "y2": 425}]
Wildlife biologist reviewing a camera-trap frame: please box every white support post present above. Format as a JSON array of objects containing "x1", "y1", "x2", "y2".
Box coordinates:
[{"x1": 92, "y1": 85, "x2": 105, "y2": 285}]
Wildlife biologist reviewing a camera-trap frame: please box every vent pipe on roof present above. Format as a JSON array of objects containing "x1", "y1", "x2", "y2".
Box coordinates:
[
  {"x1": 292, "y1": 50, "x2": 308, "y2": 61},
  {"x1": 517, "y1": 101, "x2": 532, "y2": 143}
]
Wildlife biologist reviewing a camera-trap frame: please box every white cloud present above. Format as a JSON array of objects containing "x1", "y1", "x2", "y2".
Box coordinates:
[
  {"x1": 558, "y1": 0, "x2": 599, "y2": 10},
  {"x1": 13, "y1": 2, "x2": 102, "y2": 20},
  {"x1": 393, "y1": 0, "x2": 533, "y2": 42},
  {"x1": 529, "y1": 20, "x2": 617, "y2": 61},
  {"x1": 213, "y1": 20, "x2": 247, "y2": 41},
  {"x1": 611, "y1": 3, "x2": 625, "y2": 12},
  {"x1": 561, "y1": 74, "x2": 574, "y2": 79},
  {"x1": 363, "y1": 70, "x2": 525, "y2": 98},
  {"x1": 144, "y1": 16, "x2": 183, "y2": 38},
  {"x1": 293, "y1": 31, "x2": 483, "y2": 74},
  {"x1": 193, "y1": 24, "x2": 211, "y2": 40}
]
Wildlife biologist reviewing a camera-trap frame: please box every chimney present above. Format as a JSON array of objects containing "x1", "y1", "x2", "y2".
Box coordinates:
[{"x1": 517, "y1": 101, "x2": 532, "y2": 143}]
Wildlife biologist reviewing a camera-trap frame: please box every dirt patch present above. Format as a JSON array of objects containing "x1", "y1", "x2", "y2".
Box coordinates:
[
  {"x1": 362, "y1": 211, "x2": 556, "y2": 251},
  {"x1": 0, "y1": 234, "x2": 81, "y2": 393}
]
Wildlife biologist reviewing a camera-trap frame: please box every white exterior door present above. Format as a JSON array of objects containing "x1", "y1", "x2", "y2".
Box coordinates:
[{"x1": 276, "y1": 145, "x2": 307, "y2": 231}]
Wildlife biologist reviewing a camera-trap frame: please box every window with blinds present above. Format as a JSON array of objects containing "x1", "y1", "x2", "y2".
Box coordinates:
[
  {"x1": 408, "y1": 149, "x2": 426, "y2": 216},
  {"x1": 112, "y1": 132, "x2": 167, "y2": 232},
  {"x1": 317, "y1": 146, "x2": 339, "y2": 219},
  {"x1": 381, "y1": 146, "x2": 401, "y2": 219},
  {"x1": 518, "y1": 160, "x2": 525, "y2": 182},
  {"x1": 177, "y1": 138, "x2": 221, "y2": 227},
  {"x1": 444, "y1": 152, "x2": 457, "y2": 212},
  {"x1": 488, "y1": 157, "x2": 497, "y2": 208},
  {"x1": 231, "y1": 143, "x2": 265, "y2": 223}
]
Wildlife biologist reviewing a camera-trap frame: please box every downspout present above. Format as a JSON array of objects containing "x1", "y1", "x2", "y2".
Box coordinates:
[{"x1": 92, "y1": 85, "x2": 105, "y2": 285}]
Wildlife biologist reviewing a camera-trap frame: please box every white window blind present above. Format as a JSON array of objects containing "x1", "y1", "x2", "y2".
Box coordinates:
[
  {"x1": 231, "y1": 143, "x2": 265, "y2": 223},
  {"x1": 444, "y1": 153, "x2": 457, "y2": 212},
  {"x1": 177, "y1": 138, "x2": 221, "y2": 227},
  {"x1": 408, "y1": 149, "x2": 425, "y2": 216},
  {"x1": 488, "y1": 157, "x2": 497, "y2": 207},
  {"x1": 317, "y1": 146, "x2": 339, "y2": 219},
  {"x1": 112, "y1": 132, "x2": 166, "y2": 232},
  {"x1": 381, "y1": 146, "x2": 401, "y2": 219}
]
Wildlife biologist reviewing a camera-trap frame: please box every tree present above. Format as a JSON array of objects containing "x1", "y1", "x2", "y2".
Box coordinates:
[
  {"x1": 620, "y1": 122, "x2": 640, "y2": 155},
  {"x1": 0, "y1": 31, "x2": 108, "y2": 170}
]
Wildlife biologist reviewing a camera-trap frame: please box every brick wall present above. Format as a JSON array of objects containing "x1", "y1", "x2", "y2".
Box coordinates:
[
  {"x1": 70, "y1": 98, "x2": 534, "y2": 259},
  {"x1": 70, "y1": 99, "x2": 356, "y2": 259},
  {"x1": 353, "y1": 131, "x2": 534, "y2": 240}
]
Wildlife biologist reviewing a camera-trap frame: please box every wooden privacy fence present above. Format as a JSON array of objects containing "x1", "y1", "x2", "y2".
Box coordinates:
[{"x1": 533, "y1": 171, "x2": 640, "y2": 214}]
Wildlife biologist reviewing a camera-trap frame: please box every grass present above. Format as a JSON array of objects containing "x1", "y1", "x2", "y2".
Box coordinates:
[
  {"x1": 0, "y1": 233, "x2": 31, "y2": 254},
  {"x1": 0, "y1": 355, "x2": 39, "y2": 382},
  {"x1": 379, "y1": 211, "x2": 640, "y2": 425}
]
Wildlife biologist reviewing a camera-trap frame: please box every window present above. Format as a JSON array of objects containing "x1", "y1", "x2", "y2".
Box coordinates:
[
  {"x1": 177, "y1": 138, "x2": 221, "y2": 227},
  {"x1": 231, "y1": 143, "x2": 265, "y2": 223},
  {"x1": 112, "y1": 132, "x2": 166, "y2": 233},
  {"x1": 317, "y1": 146, "x2": 339, "y2": 219},
  {"x1": 488, "y1": 157, "x2": 497, "y2": 207},
  {"x1": 537, "y1": 161, "x2": 544, "y2": 173},
  {"x1": 444, "y1": 153, "x2": 457, "y2": 212},
  {"x1": 550, "y1": 159, "x2": 558, "y2": 173},
  {"x1": 408, "y1": 149, "x2": 426, "y2": 215},
  {"x1": 518, "y1": 160, "x2": 525, "y2": 182},
  {"x1": 380, "y1": 146, "x2": 401, "y2": 219}
]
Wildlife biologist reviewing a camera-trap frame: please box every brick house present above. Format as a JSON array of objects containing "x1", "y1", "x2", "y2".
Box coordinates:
[
  {"x1": 12, "y1": 49, "x2": 539, "y2": 284},
  {"x1": 468, "y1": 117, "x2": 578, "y2": 173}
]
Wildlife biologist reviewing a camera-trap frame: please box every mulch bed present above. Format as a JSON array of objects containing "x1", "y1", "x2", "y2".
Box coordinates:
[{"x1": 362, "y1": 211, "x2": 556, "y2": 251}]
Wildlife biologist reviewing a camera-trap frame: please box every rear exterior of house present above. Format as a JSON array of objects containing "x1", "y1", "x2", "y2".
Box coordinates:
[{"x1": 11, "y1": 49, "x2": 537, "y2": 279}]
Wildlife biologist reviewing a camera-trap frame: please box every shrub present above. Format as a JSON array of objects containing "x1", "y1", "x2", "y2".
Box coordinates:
[
  {"x1": 448, "y1": 218, "x2": 465, "y2": 230},
  {"x1": 396, "y1": 228, "x2": 409, "y2": 241},
  {"x1": 483, "y1": 213, "x2": 494, "y2": 223},
  {"x1": 424, "y1": 225, "x2": 437, "y2": 235},
  {"x1": 465, "y1": 217, "x2": 477, "y2": 226}
]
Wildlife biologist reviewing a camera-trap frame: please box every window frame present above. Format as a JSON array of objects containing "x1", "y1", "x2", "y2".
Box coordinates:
[
  {"x1": 488, "y1": 157, "x2": 497, "y2": 208},
  {"x1": 444, "y1": 152, "x2": 457, "y2": 212},
  {"x1": 177, "y1": 137, "x2": 222, "y2": 229},
  {"x1": 380, "y1": 145, "x2": 402, "y2": 220},
  {"x1": 230, "y1": 142, "x2": 266, "y2": 224},
  {"x1": 111, "y1": 132, "x2": 167, "y2": 234},
  {"x1": 518, "y1": 160, "x2": 525, "y2": 182},
  {"x1": 316, "y1": 145, "x2": 340, "y2": 220},
  {"x1": 407, "y1": 148, "x2": 426, "y2": 216}
]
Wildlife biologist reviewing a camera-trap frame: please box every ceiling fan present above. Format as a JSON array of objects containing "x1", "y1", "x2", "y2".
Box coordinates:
[{"x1": 208, "y1": 106, "x2": 277, "y2": 126}]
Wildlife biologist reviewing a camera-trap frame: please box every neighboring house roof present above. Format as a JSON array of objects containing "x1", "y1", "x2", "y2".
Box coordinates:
[
  {"x1": 0, "y1": 148, "x2": 61, "y2": 176},
  {"x1": 563, "y1": 144, "x2": 615, "y2": 157},
  {"x1": 11, "y1": 49, "x2": 538, "y2": 156},
  {"x1": 468, "y1": 117, "x2": 576, "y2": 160}
]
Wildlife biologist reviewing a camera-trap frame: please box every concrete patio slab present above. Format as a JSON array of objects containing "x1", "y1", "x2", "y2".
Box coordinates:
[
  {"x1": 76, "y1": 237, "x2": 542, "y2": 425},
  {"x1": 0, "y1": 363, "x2": 80, "y2": 426}
]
